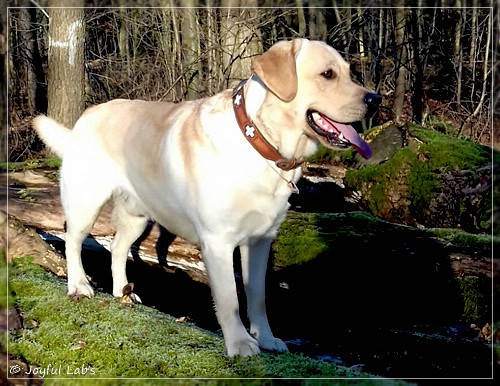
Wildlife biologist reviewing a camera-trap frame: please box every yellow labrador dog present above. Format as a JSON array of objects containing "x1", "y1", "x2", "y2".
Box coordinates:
[{"x1": 33, "y1": 38, "x2": 380, "y2": 357}]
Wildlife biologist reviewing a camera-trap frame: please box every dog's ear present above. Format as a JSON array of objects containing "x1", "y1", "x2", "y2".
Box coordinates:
[{"x1": 251, "y1": 39, "x2": 303, "y2": 102}]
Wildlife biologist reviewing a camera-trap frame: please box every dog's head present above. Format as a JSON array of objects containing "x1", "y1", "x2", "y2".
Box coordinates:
[{"x1": 252, "y1": 39, "x2": 380, "y2": 159}]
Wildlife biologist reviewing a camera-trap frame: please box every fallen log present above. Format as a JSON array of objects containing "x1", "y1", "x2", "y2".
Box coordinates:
[{"x1": 1, "y1": 210, "x2": 67, "y2": 277}]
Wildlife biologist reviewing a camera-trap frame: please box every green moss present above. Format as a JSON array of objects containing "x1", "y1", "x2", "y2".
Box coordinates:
[
  {"x1": 272, "y1": 212, "x2": 412, "y2": 269},
  {"x1": 345, "y1": 147, "x2": 422, "y2": 218},
  {"x1": 427, "y1": 228, "x2": 495, "y2": 255},
  {"x1": 424, "y1": 116, "x2": 457, "y2": 135},
  {"x1": 306, "y1": 144, "x2": 356, "y2": 164},
  {"x1": 272, "y1": 212, "x2": 373, "y2": 269},
  {"x1": 272, "y1": 213, "x2": 328, "y2": 269},
  {"x1": 456, "y1": 276, "x2": 490, "y2": 323},
  {"x1": 3, "y1": 156, "x2": 62, "y2": 172},
  {"x1": 493, "y1": 150, "x2": 500, "y2": 237},
  {"x1": 0, "y1": 249, "x2": 12, "y2": 309},
  {"x1": 8, "y1": 257, "x2": 388, "y2": 380},
  {"x1": 405, "y1": 154, "x2": 439, "y2": 213},
  {"x1": 345, "y1": 127, "x2": 491, "y2": 222},
  {"x1": 410, "y1": 127, "x2": 490, "y2": 171}
]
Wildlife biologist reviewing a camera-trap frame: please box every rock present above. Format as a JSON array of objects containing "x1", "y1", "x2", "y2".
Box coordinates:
[{"x1": 355, "y1": 123, "x2": 404, "y2": 166}]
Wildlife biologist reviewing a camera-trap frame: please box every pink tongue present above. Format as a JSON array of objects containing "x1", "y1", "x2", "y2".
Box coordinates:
[
  {"x1": 321, "y1": 116, "x2": 372, "y2": 159},
  {"x1": 327, "y1": 120, "x2": 372, "y2": 159}
]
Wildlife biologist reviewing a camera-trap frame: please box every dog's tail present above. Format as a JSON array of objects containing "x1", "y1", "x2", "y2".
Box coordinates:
[{"x1": 32, "y1": 115, "x2": 72, "y2": 159}]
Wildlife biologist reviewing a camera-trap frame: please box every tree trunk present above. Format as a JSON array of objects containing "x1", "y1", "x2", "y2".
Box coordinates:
[
  {"x1": 181, "y1": 1, "x2": 200, "y2": 100},
  {"x1": 332, "y1": 1, "x2": 348, "y2": 51},
  {"x1": 410, "y1": 9, "x2": 424, "y2": 123},
  {"x1": 0, "y1": 5, "x2": 6, "y2": 162},
  {"x1": 469, "y1": 4, "x2": 477, "y2": 65},
  {"x1": 16, "y1": 6, "x2": 37, "y2": 114},
  {"x1": 309, "y1": 7, "x2": 327, "y2": 41},
  {"x1": 295, "y1": 0, "x2": 306, "y2": 37},
  {"x1": 169, "y1": 1, "x2": 183, "y2": 100},
  {"x1": 118, "y1": 3, "x2": 131, "y2": 78},
  {"x1": 345, "y1": 5, "x2": 353, "y2": 60},
  {"x1": 393, "y1": 4, "x2": 407, "y2": 122},
  {"x1": 220, "y1": 0, "x2": 262, "y2": 87},
  {"x1": 454, "y1": 1, "x2": 463, "y2": 112},
  {"x1": 458, "y1": 9, "x2": 491, "y2": 138},
  {"x1": 469, "y1": 5, "x2": 478, "y2": 115},
  {"x1": 47, "y1": 0, "x2": 85, "y2": 130},
  {"x1": 205, "y1": 1, "x2": 216, "y2": 95},
  {"x1": 357, "y1": 6, "x2": 365, "y2": 59}
]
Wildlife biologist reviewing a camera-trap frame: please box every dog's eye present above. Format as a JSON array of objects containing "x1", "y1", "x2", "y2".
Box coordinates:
[{"x1": 321, "y1": 69, "x2": 335, "y2": 80}]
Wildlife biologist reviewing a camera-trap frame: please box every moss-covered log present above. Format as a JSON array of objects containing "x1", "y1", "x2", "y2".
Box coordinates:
[
  {"x1": 343, "y1": 126, "x2": 492, "y2": 232},
  {"x1": 271, "y1": 212, "x2": 492, "y2": 326},
  {"x1": 1, "y1": 211, "x2": 67, "y2": 277}
]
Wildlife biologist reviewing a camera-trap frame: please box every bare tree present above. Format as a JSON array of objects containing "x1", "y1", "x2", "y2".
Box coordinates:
[
  {"x1": 458, "y1": 9, "x2": 491, "y2": 138},
  {"x1": 0, "y1": 5, "x2": 7, "y2": 162},
  {"x1": 181, "y1": 3, "x2": 201, "y2": 99},
  {"x1": 118, "y1": 3, "x2": 131, "y2": 78},
  {"x1": 309, "y1": 6, "x2": 327, "y2": 40},
  {"x1": 410, "y1": 8, "x2": 424, "y2": 123},
  {"x1": 47, "y1": 0, "x2": 85, "y2": 129},
  {"x1": 393, "y1": 4, "x2": 408, "y2": 122},
  {"x1": 295, "y1": 0, "x2": 306, "y2": 36},
  {"x1": 220, "y1": 0, "x2": 262, "y2": 87},
  {"x1": 454, "y1": 0, "x2": 463, "y2": 112}
]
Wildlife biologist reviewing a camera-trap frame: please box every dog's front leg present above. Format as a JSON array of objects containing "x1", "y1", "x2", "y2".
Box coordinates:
[
  {"x1": 240, "y1": 238, "x2": 288, "y2": 353},
  {"x1": 201, "y1": 239, "x2": 259, "y2": 357}
]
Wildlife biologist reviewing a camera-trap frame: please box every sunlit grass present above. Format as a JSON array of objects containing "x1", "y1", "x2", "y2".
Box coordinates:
[{"x1": 7, "y1": 257, "x2": 397, "y2": 382}]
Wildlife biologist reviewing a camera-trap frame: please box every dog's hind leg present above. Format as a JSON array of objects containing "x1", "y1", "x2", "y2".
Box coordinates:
[
  {"x1": 110, "y1": 196, "x2": 148, "y2": 301},
  {"x1": 240, "y1": 238, "x2": 288, "y2": 352},
  {"x1": 62, "y1": 174, "x2": 111, "y2": 299}
]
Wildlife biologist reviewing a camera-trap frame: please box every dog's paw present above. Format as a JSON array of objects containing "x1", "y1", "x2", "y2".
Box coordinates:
[
  {"x1": 258, "y1": 337, "x2": 289, "y2": 352},
  {"x1": 68, "y1": 279, "x2": 94, "y2": 299},
  {"x1": 226, "y1": 336, "x2": 260, "y2": 357}
]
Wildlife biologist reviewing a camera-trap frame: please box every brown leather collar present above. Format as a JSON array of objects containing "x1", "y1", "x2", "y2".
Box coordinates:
[{"x1": 232, "y1": 79, "x2": 304, "y2": 171}]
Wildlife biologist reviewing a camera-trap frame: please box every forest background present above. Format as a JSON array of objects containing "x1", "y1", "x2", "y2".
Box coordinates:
[{"x1": 1, "y1": 0, "x2": 497, "y2": 164}]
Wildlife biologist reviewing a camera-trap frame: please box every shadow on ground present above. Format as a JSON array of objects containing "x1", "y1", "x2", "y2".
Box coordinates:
[{"x1": 44, "y1": 216, "x2": 494, "y2": 379}]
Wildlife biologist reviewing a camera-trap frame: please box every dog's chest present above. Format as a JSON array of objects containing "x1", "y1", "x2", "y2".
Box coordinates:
[
  {"x1": 227, "y1": 183, "x2": 292, "y2": 240},
  {"x1": 239, "y1": 205, "x2": 289, "y2": 240}
]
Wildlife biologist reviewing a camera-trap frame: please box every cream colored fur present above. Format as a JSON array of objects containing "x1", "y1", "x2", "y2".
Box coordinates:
[{"x1": 33, "y1": 39, "x2": 375, "y2": 357}]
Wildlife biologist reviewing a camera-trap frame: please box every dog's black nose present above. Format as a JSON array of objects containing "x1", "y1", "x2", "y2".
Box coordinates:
[{"x1": 364, "y1": 93, "x2": 382, "y2": 108}]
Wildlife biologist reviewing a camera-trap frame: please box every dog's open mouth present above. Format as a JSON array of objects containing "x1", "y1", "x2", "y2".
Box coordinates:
[{"x1": 306, "y1": 110, "x2": 372, "y2": 159}]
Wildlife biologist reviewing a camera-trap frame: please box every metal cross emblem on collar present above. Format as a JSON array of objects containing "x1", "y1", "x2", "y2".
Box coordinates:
[
  {"x1": 245, "y1": 125, "x2": 255, "y2": 138},
  {"x1": 233, "y1": 94, "x2": 242, "y2": 106}
]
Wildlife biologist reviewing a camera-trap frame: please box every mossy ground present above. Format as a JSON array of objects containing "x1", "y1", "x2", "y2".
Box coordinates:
[{"x1": 5, "y1": 256, "x2": 406, "y2": 383}]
